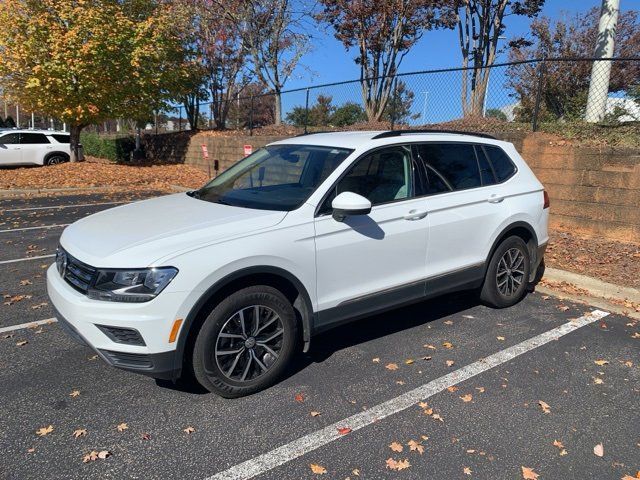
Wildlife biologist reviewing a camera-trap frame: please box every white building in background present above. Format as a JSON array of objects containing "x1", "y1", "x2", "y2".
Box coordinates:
[{"x1": 498, "y1": 96, "x2": 639, "y2": 123}]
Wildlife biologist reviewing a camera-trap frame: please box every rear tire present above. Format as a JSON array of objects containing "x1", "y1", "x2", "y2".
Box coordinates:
[
  {"x1": 192, "y1": 286, "x2": 298, "y2": 398},
  {"x1": 480, "y1": 236, "x2": 531, "y2": 308},
  {"x1": 45, "y1": 154, "x2": 68, "y2": 166}
]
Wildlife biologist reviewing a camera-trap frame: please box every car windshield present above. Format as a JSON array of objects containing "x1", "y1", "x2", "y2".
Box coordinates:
[{"x1": 193, "y1": 144, "x2": 353, "y2": 211}]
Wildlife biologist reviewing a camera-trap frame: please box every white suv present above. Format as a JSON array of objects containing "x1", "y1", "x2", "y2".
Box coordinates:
[
  {"x1": 47, "y1": 130, "x2": 548, "y2": 397},
  {"x1": 0, "y1": 129, "x2": 72, "y2": 166}
]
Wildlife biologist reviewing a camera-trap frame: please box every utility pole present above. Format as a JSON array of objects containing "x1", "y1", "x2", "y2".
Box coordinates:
[{"x1": 585, "y1": 0, "x2": 620, "y2": 123}]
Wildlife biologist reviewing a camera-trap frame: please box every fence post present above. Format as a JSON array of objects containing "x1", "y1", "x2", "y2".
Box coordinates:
[
  {"x1": 249, "y1": 95, "x2": 254, "y2": 136},
  {"x1": 390, "y1": 77, "x2": 398, "y2": 131},
  {"x1": 532, "y1": 57, "x2": 546, "y2": 132},
  {"x1": 178, "y1": 105, "x2": 182, "y2": 132},
  {"x1": 304, "y1": 88, "x2": 310, "y2": 134}
]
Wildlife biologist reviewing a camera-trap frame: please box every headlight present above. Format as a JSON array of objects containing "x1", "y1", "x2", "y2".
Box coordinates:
[{"x1": 87, "y1": 267, "x2": 178, "y2": 302}]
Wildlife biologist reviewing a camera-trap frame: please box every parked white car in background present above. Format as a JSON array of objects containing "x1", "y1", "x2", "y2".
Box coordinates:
[
  {"x1": 48, "y1": 130, "x2": 549, "y2": 398},
  {"x1": 0, "y1": 129, "x2": 74, "y2": 166}
]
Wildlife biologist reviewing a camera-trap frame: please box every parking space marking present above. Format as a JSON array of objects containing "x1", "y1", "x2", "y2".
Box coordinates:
[
  {"x1": 0, "y1": 223, "x2": 69, "y2": 233},
  {"x1": 0, "y1": 201, "x2": 124, "y2": 213},
  {"x1": 0, "y1": 253, "x2": 55, "y2": 265},
  {"x1": 0, "y1": 317, "x2": 57, "y2": 334},
  {"x1": 206, "y1": 310, "x2": 610, "y2": 480}
]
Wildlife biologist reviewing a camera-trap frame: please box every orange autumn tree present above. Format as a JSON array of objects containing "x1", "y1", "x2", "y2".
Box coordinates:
[{"x1": 0, "y1": 0, "x2": 196, "y2": 161}]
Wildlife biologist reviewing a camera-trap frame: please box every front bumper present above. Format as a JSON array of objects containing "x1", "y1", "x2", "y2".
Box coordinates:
[{"x1": 47, "y1": 265, "x2": 182, "y2": 380}]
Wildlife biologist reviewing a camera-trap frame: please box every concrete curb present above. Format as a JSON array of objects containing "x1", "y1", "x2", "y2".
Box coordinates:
[{"x1": 541, "y1": 267, "x2": 640, "y2": 320}]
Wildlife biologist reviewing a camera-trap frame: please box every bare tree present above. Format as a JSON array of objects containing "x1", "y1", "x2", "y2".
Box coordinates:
[
  {"x1": 456, "y1": 0, "x2": 544, "y2": 117},
  {"x1": 317, "y1": 0, "x2": 455, "y2": 122}
]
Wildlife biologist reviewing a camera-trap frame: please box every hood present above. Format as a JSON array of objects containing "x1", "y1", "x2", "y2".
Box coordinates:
[{"x1": 60, "y1": 193, "x2": 287, "y2": 267}]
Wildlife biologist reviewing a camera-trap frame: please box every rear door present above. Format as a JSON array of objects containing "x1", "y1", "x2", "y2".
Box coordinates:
[
  {"x1": 413, "y1": 142, "x2": 511, "y2": 284},
  {"x1": 19, "y1": 132, "x2": 51, "y2": 165},
  {"x1": 0, "y1": 133, "x2": 22, "y2": 165}
]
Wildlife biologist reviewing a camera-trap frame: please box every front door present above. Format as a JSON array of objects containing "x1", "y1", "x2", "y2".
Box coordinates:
[
  {"x1": 314, "y1": 145, "x2": 429, "y2": 328},
  {"x1": 0, "y1": 133, "x2": 22, "y2": 165}
]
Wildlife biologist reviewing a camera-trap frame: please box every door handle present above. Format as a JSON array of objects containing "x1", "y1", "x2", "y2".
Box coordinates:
[
  {"x1": 488, "y1": 194, "x2": 504, "y2": 203},
  {"x1": 403, "y1": 209, "x2": 428, "y2": 220}
]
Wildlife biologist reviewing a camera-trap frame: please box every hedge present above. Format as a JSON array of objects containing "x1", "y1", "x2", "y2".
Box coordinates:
[{"x1": 80, "y1": 132, "x2": 137, "y2": 162}]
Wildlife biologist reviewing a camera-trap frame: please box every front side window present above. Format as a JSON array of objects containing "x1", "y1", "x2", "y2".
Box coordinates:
[
  {"x1": 417, "y1": 143, "x2": 481, "y2": 191},
  {"x1": 195, "y1": 144, "x2": 352, "y2": 211},
  {"x1": 20, "y1": 133, "x2": 49, "y2": 144},
  {"x1": 321, "y1": 145, "x2": 414, "y2": 213},
  {"x1": 0, "y1": 133, "x2": 20, "y2": 144}
]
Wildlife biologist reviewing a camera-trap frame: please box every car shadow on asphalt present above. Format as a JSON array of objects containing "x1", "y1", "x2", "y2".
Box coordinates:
[{"x1": 156, "y1": 290, "x2": 481, "y2": 395}]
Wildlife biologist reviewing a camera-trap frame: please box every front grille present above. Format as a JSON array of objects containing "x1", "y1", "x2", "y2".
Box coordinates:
[
  {"x1": 97, "y1": 325, "x2": 146, "y2": 346},
  {"x1": 61, "y1": 249, "x2": 97, "y2": 294},
  {"x1": 99, "y1": 350, "x2": 154, "y2": 369}
]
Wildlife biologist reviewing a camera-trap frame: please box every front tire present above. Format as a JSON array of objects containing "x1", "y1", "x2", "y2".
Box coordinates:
[
  {"x1": 45, "y1": 154, "x2": 68, "y2": 166},
  {"x1": 480, "y1": 236, "x2": 531, "y2": 308},
  {"x1": 192, "y1": 286, "x2": 298, "y2": 398}
]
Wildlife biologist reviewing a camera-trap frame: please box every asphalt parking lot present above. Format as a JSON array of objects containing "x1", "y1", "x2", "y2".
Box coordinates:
[{"x1": 0, "y1": 192, "x2": 638, "y2": 480}]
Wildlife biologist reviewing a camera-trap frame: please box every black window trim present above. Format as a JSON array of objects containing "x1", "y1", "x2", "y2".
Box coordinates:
[{"x1": 314, "y1": 143, "x2": 421, "y2": 217}]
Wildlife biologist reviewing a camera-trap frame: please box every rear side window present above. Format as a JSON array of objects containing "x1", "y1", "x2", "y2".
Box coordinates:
[
  {"x1": 0, "y1": 133, "x2": 20, "y2": 144},
  {"x1": 484, "y1": 145, "x2": 516, "y2": 182},
  {"x1": 51, "y1": 134, "x2": 70, "y2": 143},
  {"x1": 417, "y1": 143, "x2": 481, "y2": 191},
  {"x1": 20, "y1": 133, "x2": 49, "y2": 144}
]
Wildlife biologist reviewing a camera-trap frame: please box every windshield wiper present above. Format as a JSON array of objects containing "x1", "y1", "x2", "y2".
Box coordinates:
[{"x1": 186, "y1": 190, "x2": 201, "y2": 199}]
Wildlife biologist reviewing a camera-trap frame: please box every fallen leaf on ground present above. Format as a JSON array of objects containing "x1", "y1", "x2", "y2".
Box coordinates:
[
  {"x1": 310, "y1": 463, "x2": 327, "y2": 474},
  {"x1": 116, "y1": 423, "x2": 128, "y2": 432},
  {"x1": 16, "y1": 340, "x2": 28, "y2": 346},
  {"x1": 422, "y1": 356, "x2": 432, "y2": 361},
  {"x1": 82, "y1": 450, "x2": 111, "y2": 463},
  {"x1": 294, "y1": 393, "x2": 305, "y2": 403},
  {"x1": 69, "y1": 390, "x2": 80, "y2": 397},
  {"x1": 372, "y1": 357, "x2": 380, "y2": 363},
  {"x1": 337, "y1": 427, "x2": 352, "y2": 435},
  {"x1": 432, "y1": 413, "x2": 444, "y2": 422},
  {"x1": 460, "y1": 394, "x2": 473, "y2": 403},
  {"x1": 593, "y1": 443, "x2": 604, "y2": 457},
  {"x1": 310, "y1": 411, "x2": 321, "y2": 417},
  {"x1": 352, "y1": 468, "x2": 360, "y2": 476},
  {"x1": 389, "y1": 442, "x2": 403, "y2": 452},
  {"x1": 463, "y1": 315, "x2": 475, "y2": 319},
  {"x1": 444, "y1": 320, "x2": 453, "y2": 325},
  {"x1": 20, "y1": 280, "x2": 32, "y2": 286},
  {"x1": 31, "y1": 302, "x2": 48, "y2": 310},
  {"x1": 386, "y1": 458, "x2": 411, "y2": 471},
  {"x1": 553, "y1": 440, "x2": 564, "y2": 449},
  {"x1": 475, "y1": 387, "x2": 485, "y2": 393},
  {"x1": 87, "y1": 355, "x2": 98, "y2": 361},
  {"x1": 538, "y1": 400, "x2": 551, "y2": 414},
  {"x1": 405, "y1": 359, "x2": 414, "y2": 365},
  {"x1": 141, "y1": 433, "x2": 151, "y2": 440},
  {"x1": 73, "y1": 429, "x2": 87, "y2": 438},
  {"x1": 442, "y1": 342, "x2": 454, "y2": 349},
  {"x1": 424, "y1": 344, "x2": 437, "y2": 350},
  {"x1": 522, "y1": 466, "x2": 539, "y2": 479},
  {"x1": 385, "y1": 363, "x2": 399, "y2": 371},
  {"x1": 594, "y1": 359, "x2": 609, "y2": 366},
  {"x1": 464, "y1": 467, "x2": 472, "y2": 475},
  {"x1": 407, "y1": 440, "x2": 424, "y2": 454},
  {"x1": 446, "y1": 360, "x2": 455, "y2": 367},
  {"x1": 183, "y1": 426, "x2": 195, "y2": 434},
  {"x1": 593, "y1": 377, "x2": 604, "y2": 384},
  {"x1": 36, "y1": 425, "x2": 53, "y2": 436},
  {"x1": 557, "y1": 305, "x2": 570, "y2": 312},
  {"x1": 497, "y1": 336, "x2": 505, "y2": 341},
  {"x1": 447, "y1": 386, "x2": 458, "y2": 392}
]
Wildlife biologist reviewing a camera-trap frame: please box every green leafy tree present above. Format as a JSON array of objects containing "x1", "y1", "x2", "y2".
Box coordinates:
[
  {"x1": 4, "y1": 116, "x2": 16, "y2": 128},
  {"x1": 384, "y1": 81, "x2": 419, "y2": 124},
  {"x1": 0, "y1": 0, "x2": 195, "y2": 160},
  {"x1": 486, "y1": 108, "x2": 507, "y2": 121},
  {"x1": 331, "y1": 102, "x2": 366, "y2": 126}
]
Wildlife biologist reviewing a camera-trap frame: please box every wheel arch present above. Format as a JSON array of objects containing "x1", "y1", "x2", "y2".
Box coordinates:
[
  {"x1": 174, "y1": 266, "x2": 314, "y2": 377},
  {"x1": 484, "y1": 221, "x2": 540, "y2": 282},
  {"x1": 43, "y1": 151, "x2": 70, "y2": 165}
]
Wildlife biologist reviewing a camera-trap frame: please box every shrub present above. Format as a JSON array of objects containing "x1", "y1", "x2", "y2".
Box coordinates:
[{"x1": 80, "y1": 132, "x2": 137, "y2": 162}]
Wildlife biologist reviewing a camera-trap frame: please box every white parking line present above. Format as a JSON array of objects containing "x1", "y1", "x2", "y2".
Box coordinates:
[
  {"x1": 206, "y1": 310, "x2": 610, "y2": 480},
  {"x1": 0, "y1": 201, "x2": 124, "y2": 213},
  {"x1": 0, "y1": 318, "x2": 57, "y2": 334},
  {"x1": 0, "y1": 223, "x2": 69, "y2": 233},
  {"x1": 0, "y1": 254, "x2": 55, "y2": 265}
]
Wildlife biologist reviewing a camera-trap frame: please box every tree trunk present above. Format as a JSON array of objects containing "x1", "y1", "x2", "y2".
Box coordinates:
[
  {"x1": 69, "y1": 125, "x2": 83, "y2": 162},
  {"x1": 274, "y1": 89, "x2": 282, "y2": 126}
]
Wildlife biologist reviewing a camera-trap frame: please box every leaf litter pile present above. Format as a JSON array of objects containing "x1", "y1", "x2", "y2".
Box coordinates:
[{"x1": 0, "y1": 161, "x2": 208, "y2": 191}]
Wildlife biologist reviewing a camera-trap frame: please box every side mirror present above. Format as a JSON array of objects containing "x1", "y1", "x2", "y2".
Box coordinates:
[{"x1": 331, "y1": 191, "x2": 372, "y2": 222}]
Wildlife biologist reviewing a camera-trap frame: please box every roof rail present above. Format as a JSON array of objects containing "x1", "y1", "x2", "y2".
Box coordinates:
[
  {"x1": 294, "y1": 130, "x2": 335, "y2": 137},
  {"x1": 371, "y1": 129, "x2": 497, "y2": 140}
]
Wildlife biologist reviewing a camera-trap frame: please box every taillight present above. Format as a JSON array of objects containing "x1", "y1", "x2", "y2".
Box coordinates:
[{"x1": 543, "y1": 190, "x2": 550, "y2": 209}]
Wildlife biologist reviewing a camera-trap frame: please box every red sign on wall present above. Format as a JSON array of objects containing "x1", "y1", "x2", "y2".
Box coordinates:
[
  {"x1": 243, "y1": 145, "x2": 253, "y2": 156},
  {"x1": 201, "y1": 144, "x2": 209, "y2": 159}
]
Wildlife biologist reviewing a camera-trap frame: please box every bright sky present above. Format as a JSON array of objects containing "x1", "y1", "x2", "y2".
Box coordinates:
[{"x1": 289, "y1": 0, "x2": 634, "y2": 88}]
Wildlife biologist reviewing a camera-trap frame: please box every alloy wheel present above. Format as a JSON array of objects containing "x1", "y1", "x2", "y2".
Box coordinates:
[
  {"x1": 496, "y1": 247, "x2": 526, "y2": 297},
  {"x1": 214, "y1": 305, "x2": 284, "y2": 382}
]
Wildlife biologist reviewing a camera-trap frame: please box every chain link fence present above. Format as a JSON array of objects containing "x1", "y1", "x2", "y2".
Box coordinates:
[{"x1": 163, "y1": 57, "x2": 638, "y2": 136}]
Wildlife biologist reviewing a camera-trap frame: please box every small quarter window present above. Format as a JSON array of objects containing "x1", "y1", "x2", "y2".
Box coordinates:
[
  {"x1": 476, "y1": 145, "x2": 496, "y2": 186},
  {"x1": 51, "y1": 134, "x2": 70, "y2": 144},
  {"x1": 484, "y1": 145, "x2": 516, "y2": 182}
]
